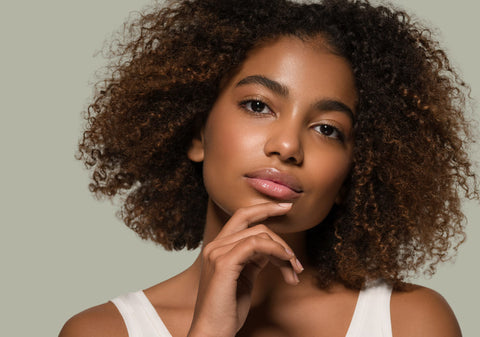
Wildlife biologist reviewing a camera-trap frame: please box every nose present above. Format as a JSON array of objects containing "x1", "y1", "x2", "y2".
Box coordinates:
[{"x1": 264, "y1": 121, "x2": 304, "y2": 165}]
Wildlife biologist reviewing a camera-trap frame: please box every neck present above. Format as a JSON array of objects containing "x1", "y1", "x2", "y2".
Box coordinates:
[{"x1": 190, "y1": 199, "x2": 316, "y2": 305}]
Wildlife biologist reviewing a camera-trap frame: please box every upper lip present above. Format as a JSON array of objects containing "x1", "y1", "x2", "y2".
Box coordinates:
[{"x1": 245, "y1": 168, "x2": 303, "y2": 193}]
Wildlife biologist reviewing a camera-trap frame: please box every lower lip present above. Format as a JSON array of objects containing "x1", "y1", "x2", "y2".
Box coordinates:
[{"x1": 245, "y1": 177, "x2": 302, "y2": 201}]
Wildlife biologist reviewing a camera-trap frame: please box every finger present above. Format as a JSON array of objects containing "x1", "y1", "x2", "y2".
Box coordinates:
[
  {"x1": 267, "y1": 254, "x2": 301, "y2": 284},
  {"x1": 240, "y1": 226, "x2": 304, "y2": 274},
  {"x1": 209, "y1": 227, "x2": 304, "y2": 274},
  {"x1": 240, "y1": 240, "x2": 299, "y2": 285},
  {"x1": 243, "y1": 252, "x2": 299, "y2": 286},
  {"x1": 216, "y1": 235, "x2": 300, "y2": 285},
  {"x1": 218, "y1": 202, "x2": 292, "y2": 238},
  {"x1": 205, "y1": 233, "x2": 287, "y2": 265}
]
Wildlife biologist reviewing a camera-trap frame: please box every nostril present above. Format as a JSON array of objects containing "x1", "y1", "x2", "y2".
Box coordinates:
[{"x1": 287, "y1": 156, "x2": 298, "y2": 164}]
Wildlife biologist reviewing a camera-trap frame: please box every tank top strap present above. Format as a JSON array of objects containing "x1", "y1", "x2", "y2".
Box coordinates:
[
  {"x1": 345, "y1": 281, "x2": 393, "y2": 337},
  {"x1": 112, "y1": 284, "x2": 392, "y2": 337},
  {"x1": 111, "y1": 290, "x2": 173, "y2": 337}
]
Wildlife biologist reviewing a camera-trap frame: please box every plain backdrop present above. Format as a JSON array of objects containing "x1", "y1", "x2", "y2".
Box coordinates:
[{"x1": 1, "y1": 0, "x2": 478, "y2": 336}]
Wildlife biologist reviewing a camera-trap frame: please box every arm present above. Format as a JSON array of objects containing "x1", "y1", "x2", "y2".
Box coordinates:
[{"x1": 391, "y1": 285, "x2": 462, "y2": 337}]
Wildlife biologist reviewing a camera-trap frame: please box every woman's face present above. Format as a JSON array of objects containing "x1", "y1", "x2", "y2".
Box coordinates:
[{"x1": 189, "y1": 36, "x2": 357, "y2": 233}]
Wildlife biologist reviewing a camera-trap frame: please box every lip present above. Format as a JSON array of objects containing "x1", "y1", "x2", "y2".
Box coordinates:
[{"x1": 245, "y1": 168, "x2": 303, "y2": 201}]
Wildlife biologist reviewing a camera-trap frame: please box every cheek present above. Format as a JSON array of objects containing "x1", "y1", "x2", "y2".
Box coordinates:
[
  {"x1": 301, "y1": 152, "x2": 352, "y2": 217},
  {"x1": 320, "y1": 155, "x2": 351, "y2": 190},
  {"x1": 200, "y1": 109, "x2": 264, "y2": 212},
  {"x1": 202, "y1": 109, "x2": 265, "y2": 168},
  {"x1": 317, "y1": 155, "x2": 351, "y2": 200}
]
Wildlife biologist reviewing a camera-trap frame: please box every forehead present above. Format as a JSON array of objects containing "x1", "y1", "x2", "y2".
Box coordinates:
[{"x1": 225, "y1": 36, "x2": 358, "y2": 111}]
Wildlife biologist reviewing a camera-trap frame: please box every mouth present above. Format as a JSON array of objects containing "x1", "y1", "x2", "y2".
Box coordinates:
[{"x1": 245, "y1": 168, "x2": 303, "y2": 201}]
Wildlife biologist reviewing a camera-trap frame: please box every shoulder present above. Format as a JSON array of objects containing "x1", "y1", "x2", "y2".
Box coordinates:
[
  {"x1": 390, "y1": 284, "x2": 461, "y2": 337},
  {"x1": 59, "y1": 302, "x2": 127, "y2": 337}
]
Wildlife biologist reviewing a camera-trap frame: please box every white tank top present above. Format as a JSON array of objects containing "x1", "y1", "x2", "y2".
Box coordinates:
[{"x1": 111, "y1": 282, "x2": 392, "y2": 337}]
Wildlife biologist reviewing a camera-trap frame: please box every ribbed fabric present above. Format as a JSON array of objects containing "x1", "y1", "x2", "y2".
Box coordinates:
[
  {"x1": 111, "y1": 281, "x2": 392, "y2": 337},
  {"x1": 111, "y1": 291, "x2": 172, "y2": 337},
  {"x1": 345, "y1": 281, "x2": 393, "y2": 337}
]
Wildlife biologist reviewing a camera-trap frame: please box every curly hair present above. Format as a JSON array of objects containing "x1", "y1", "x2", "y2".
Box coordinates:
[{"x1": 77, "y1": 0, "x2": 479, "y2": 289}]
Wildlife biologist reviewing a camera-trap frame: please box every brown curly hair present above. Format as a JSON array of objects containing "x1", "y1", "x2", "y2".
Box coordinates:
[{"x1": 77, "y1": 0, "x2": 479, "y2": 289}]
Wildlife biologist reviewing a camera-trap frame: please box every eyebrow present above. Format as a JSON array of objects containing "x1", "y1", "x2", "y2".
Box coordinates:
[
  {"x1": 236, "y1": 75, "x2": 289, "y2": 97},
  {"x1": 313, "y1": 99, "x2": 355, "y2": 123},
  {"x1": 235, "y1": 74, "x2": 355, "y2": 122}
]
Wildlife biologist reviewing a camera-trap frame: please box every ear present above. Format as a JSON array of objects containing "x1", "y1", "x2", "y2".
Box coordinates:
[{"x1": 187, "y1": 135, "x2": 205, "y2": 162}]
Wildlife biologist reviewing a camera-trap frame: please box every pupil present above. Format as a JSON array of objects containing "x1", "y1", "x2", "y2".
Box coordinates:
[
  {"x1": 321, "y1": 125, "x2": 333, "y2": 135},
  {"x1": 252, "y1": 101, "x2": 265, "y2": 112}
]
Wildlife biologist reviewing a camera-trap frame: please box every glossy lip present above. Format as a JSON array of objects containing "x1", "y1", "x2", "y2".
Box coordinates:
[{"x1": 245, "y1": 168, "x2": 303, "y2": 201}]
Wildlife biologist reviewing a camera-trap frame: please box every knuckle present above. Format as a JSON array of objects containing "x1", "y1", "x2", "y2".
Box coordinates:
[
  {"x1": 209, "y1": 248, "x2": 222, "y2": 262},
  {"x1": 245, "y1": 236, "x2": 261, "y2": 247},
  {"x1": 258, "y1": 232, "x2": 271, "y2": 240},
  {"x1": 202, "y1": 243, "x2": 213, "y2": 258},
  {"x1": 255, "y1": 224, "x2": 269, "y2": 232},
  {"x1": 202, "y1": 243, "x2": 218, "y2": 261},
  {"x1": 214, "y1": 254, "x2": 230, "y2": 269}
]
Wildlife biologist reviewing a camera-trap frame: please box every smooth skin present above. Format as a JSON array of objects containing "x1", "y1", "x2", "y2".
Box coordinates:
[{"x1": 60, "y1": 36, "x2": 461, "y2": 337}]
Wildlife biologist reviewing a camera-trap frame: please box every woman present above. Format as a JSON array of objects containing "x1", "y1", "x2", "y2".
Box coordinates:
[{"x1": 60, "y1": 0, "x2": 478, "y2": 336}]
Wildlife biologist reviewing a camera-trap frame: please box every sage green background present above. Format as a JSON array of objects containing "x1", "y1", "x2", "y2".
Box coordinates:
[{"x1": 1, "y1": 0, "x2": 478, "y2": 336}]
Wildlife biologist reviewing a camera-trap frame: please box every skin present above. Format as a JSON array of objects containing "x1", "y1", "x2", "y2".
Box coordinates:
[{"x1": 59, "y1": 36, "x2": 462, "y2": 337}]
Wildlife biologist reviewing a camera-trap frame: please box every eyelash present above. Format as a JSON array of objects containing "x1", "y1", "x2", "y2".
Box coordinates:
[
  {"x1": 239, "y1": 99, "x2": 273, "y2": 116},
  {"x1": 239, "y1": 99, "x2": 345, "y2": 142},
  {"x1": 312, "y1": 123, "x2": 345, "y2": 142}
]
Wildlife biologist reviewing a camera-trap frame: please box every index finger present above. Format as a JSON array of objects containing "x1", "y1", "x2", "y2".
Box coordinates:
[{"x1": 217, "y1": 202, "x2": 292, "y2": 238}]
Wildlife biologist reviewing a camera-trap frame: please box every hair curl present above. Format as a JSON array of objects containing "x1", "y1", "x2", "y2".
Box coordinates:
[{"x1": 77, "y1": 0, "x2": 479, "y2": 289}]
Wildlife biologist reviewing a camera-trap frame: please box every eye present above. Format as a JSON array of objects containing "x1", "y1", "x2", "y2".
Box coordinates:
[
  {"x1": 239, "y1": 99, "x2": 273, "y2": 115},
  {"x1": 313, "y1": 123, "x2": 345, "y2": 142}
]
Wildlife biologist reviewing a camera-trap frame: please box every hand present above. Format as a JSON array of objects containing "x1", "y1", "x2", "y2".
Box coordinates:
[{"x1": 187, "y1": 202, "x2": 304, "y2": 337}]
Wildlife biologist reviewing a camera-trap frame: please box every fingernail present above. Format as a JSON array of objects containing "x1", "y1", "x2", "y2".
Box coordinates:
[
  {"x1": 293, "y1": 270, "x2": 299, "y2": 284},
  {"x1": 295, "y1": 258, "x2": 304, "y2": 272},
  {"x1": 278, "y1": 203, "x2": 292, "y2": 208},
  {"x1": 285, "y1": 247, "x2": 294, "y2": 256}
]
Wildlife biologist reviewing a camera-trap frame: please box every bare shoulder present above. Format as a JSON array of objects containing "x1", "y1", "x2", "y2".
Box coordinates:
[
  {"x1": 390, "y1": 284, "x2": 461, "y2": 337},
  {"x1": 59, "y1": 302, "x2": 127, "y2": 337}
]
